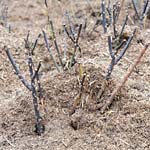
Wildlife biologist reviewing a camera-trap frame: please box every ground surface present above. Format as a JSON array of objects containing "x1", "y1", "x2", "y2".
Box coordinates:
[{"x1": 0, "y1": 0, "x2": 150, "y2": 150}]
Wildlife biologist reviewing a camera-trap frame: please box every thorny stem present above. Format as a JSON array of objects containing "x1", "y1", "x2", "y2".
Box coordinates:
[{"x1": 101, "y1": 43, "x2": 150, "y2": 113}]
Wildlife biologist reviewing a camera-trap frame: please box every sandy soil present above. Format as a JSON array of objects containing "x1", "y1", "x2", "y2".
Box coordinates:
[{"x1": 0, "y1": 0, "x2": 150, "y2": 150}]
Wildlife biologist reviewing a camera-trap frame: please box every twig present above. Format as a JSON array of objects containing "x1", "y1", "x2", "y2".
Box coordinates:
[
  {"x1": 106, "y1": 29, "x2": 136, "y2": 80},
  {"x1": 49, "y1": 20, "x2": 64, "y2": 68},
  {"x1": 31, "y1": 33, "x2": 41, "y2": 55},
  {"x1": 112, "y1": 2, "x2": 122, "y2": 38},
  {"x1": 5, "y1": 48, "x2": 32, "y2": 91},
  {"x1": 113, "y1": 4, "x2": 117, "y2": 38},
  {"x1": 131, "y1": 0, "x2": 149, "y2": 22},
  {"x1": 70, "y1": 24, "x2": 82, "y2": 68},
  {"x1": 36, "y1": 68, "x2": 43, "y2": 101},
  {"x1": 101, "y1": 43, "x2": 150, "y2": 113},
  {"x1": 11, "y1": 31, "x2": 44, "y2": 135},
  {"x1": 44, "y1": 0, "x2": 48, "y2": 8},
  {"x1": 31, "y1": 62, "x2": 43, "y2": 102},
  {"x1": 63, "y1": 25, "x2": 81, "y2": 52},
  {"x1": 13, "y1": 31, "x2": 43, "y2": 132},
  {"x1": 105, "y1": 36, "x2": 115, "y2": 80},
  {"x1": 114, "y1": 2, "x2": 122, "y2": 23},
  {"x1": 24, "y1": 30, "x2": 30, "y2": 49},
  {"x1": 115, "y1": 29, "x2": 136, "y2": 63},
  {"x1": 63, "y1": 24, "x2": 82, "y2": 68},
  {"x1": 101, "y1": 0, "x2": 107, "y2": 33},
  {"x1": 100, "y1": 29, "x2": 136, "y2": 100},
  {"x1": 119, "y1": 15, "x2": 128, "y2": 39},
  {"x1": 32, "y1": 61, "x2": 41, "y2": 81},
  {"x1": 64, "y1": 11, "x2": 76, "y2": 40},
  {"x1": 114, "y1": 40, "x2": 126, "y2": 53},
  {"x1": 42, "y1": 30, "x2": 60, "y2": 72},
  {"x1": 132, "y1": 0, "x2": 140, "y2": 20},
  {"x1": 118, "y1": 0, "x2": 125, "y2": 20},
  {"x1": 108, "y1": 36, "x2": 114, "y2": 59},
  {"x1": 63, "y1": 23, "x2": 67, "y2": 61},
  {"x1": 24, "y1": 31, "x2": 41, "y2": 55},
  {"x1": 5, "y1": 47, "x2": 45, "y2": 135},
  {"x1": 28, "y1": 53, "x2": 44, "y2": 135},
  {"x1": 106, "y1": 6, "x2": 113, "y2": 25},
  {"x1": 141, "y1": 0, "x2": 149, "y2": 20}
]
